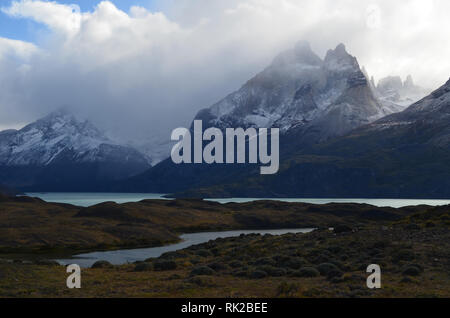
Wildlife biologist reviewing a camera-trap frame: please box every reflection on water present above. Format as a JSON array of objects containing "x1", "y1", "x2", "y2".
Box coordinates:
[{"x1": 57, "y1": 228, "x2": 314, "y2": 268}]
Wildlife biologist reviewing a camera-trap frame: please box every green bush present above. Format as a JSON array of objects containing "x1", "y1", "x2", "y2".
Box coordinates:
[
  {"x1": 249, "y1": 270, "x2": 268, "y2": 279},
  {"x1": 291, "y1": 267, "x2": 320, "y2": 278},
  {"x1": 154, "y1": 260, "x2": 177, "y2": 271},
  {"x1": 195, "y1": 249, "x2": 213, "y2": 257},
  {"x1": 91, "y1": 260, "x2": 113, "y2": 269},
  {"x1": 134, "y1": 262, "x2": 153, "y2": 272},
  {"x1": 190, "y1": 266, "x2": 215, "y2": 276},
  {"x1": 402, "y1": 265, "x2": 422, "y2": 277},
  {"x1": 317, "y1": 263, "x2": 339, "y2": 276}
]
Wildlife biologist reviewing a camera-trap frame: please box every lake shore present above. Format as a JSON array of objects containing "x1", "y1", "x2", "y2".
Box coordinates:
[
  {"x1": 57, "y1": 229, "x2": 315, "y2": 268},
  {"x1": 0, "y1": 194, "x2": 424, "y2": 258},
  {"x1": 0, "y1": 194, "x2": 449, "y2": 298},
  {"x1": 25, "y1": 192, "x2": 450, "y2": 208}
]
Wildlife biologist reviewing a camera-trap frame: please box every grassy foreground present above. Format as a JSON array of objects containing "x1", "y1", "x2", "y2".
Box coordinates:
[
  {"x1": 1, "y1": 224, "x2": 449, "y2": 298},
  {"x1": 0, "y1": 198, "x2": 449, "y2": 298}
]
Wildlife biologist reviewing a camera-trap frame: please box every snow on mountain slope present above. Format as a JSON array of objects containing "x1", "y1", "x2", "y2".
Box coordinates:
[
  {"x1": 194, "y1": 42, "x2": 386, "y2": 143},
  {"x1": 0, "y1": 109, "x2": 151, "y2": 168},
  {"x1": 347, "y1": 77, "x2": 450, "y2": 149},
  {"x1": 373, "y1": 77, "x2": 450, "y2": 127},
  {"x1": 372, "y1": 75, "x2": 430, "y2": 114}
]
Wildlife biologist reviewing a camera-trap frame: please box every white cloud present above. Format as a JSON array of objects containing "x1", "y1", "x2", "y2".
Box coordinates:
[
  {"x1": 3, "y1": 0, "x2": 82, "y2": 36},
  {"x1": 0, "y1": 0, "x2": 450, "y2": 153},
  {"x1": 0, "y1": 36, "x2": 39, "y2": 60}
]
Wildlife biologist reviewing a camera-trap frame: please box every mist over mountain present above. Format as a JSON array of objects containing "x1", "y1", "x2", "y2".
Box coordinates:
[
  {"x1": 196, "y1": 42, "x2": 388, "y2": 140},
  {"x1": 1, "y1": 0, "x2": 449, "y2": 164},
  {"x1": 0, "y1": 109, "x2": 151, "y2": 191},
  {"x1": 171, "y1": 77, "x2": 450, "y2": 198},
  {"x1": 117, "y1": 41, "x2": 428, "y2": 194},
  {"x1": 370, "y1": 74, "x2": 430, "y2": 114},
  {"x1": 0, "y1": 38, "x2": 444, "y2": 195}
]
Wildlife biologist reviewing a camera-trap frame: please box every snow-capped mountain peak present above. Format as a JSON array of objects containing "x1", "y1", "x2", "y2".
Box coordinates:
[
  {"x1": 372, "y1": 74, "x2": 431, "y2": 113},
  {"x1": 195, "y1": 42, "x2": 385, "y2": 143},
  {"x1": 272, "y1": 40, "x2": 323, "y2": 68},
  {"x1": 324, "y1": 43, "x2": 359, "y2": 72},
  {"x1": 0, "y1": 109, "x2": 150, "y2": 167}
]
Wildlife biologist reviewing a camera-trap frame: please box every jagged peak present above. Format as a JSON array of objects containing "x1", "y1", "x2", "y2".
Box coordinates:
[
  {"x1": 37, "y1": 107, "x2": 80, "y2": 125},
  {"x1": 272, "y1": 40, "x2": 322, "y2": 67},
  {"x1": 377, "y1": 76, "x2": 403, "y2": 90},
  {"x1": 324, "y1": 43, "x2": 359, "y2": 72},
  {"x1": 18, "y1": 108, "x2": 106, "y2": 143},
  {"x1": 325, "y1": 43, "x2": 349, "y2": 59},
  {"x1": 335, "y1": 43, "x2": 347, "y2": 53},
  {"x1": 294, "y1": 40, "x2": 312, "y2": 53}
]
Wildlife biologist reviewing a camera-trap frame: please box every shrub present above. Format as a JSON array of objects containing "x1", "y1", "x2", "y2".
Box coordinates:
[
  {"x1": 317, "y1": 263, "x2": 339, "y2": 276},
  {"x1": 277, "y1": 256, "x2": 304, "y2": 269},
  {"x1": 91, "y1": 260, "x2": 113, "y2": 269},
  {"x1": 257, "y1": 266, "x2": 287, "y2": 277},
  {"x1": 291, "y1": 267, "x2": 320, "y2": 278},
  {"x1": 35, "y1": 259, "x2": 60, "y2": 267},
  {"x1": 195, "y1": 249, "x2": 213, "y2": 257},
  {"x1": 154, "y1": 260, "x2": 177, "y2": 271},
  {"x1": 249, "y1": 270, "x2": 268, "y2": 279},
  {"x1": 190, "y1": 266, "x2": 215, "y2": 276},
  {"x1": 160, "y1": 251, "x2": 188, "y2": 259},
  {"x1": 392, "y1": 249, "x2": 415, "y2": 262},
  {"x1": 404, "y1": 224, "x2": 421, "y2": 231},
  {"x1": 402, "y1": 265, "x2": 422, "y2": 277},
  {"x1": 134, "y1": 262, "x2": 153, "y2": 272},
  {"x1": 186, "y1": 276, "x2": 216, "y2": 287},
  {"x1": 312, "y1": 253, "x2": 331, "y2": 264},
  {"x1": 276, "y1": 282, "x2": 299, "y2": 297},
  {"x1": 326, "y1": 270, "x2": 344, "y2": 280},
  {"x1": 253, "y1": 257, "x2": 276, "y2": 266},
  {"x1": 334, "y1": 225, "x2": 353, "y2": 234},
  {"x1": 327, "y1": 245, "x2": 343, "y2": 254},
  {"x1": 229, "y1": 261, "x2": 244, "y2": 268},
  {"x1": 232, "y1": 270, "x2": 248, "y2": 277},
  {"x1": 208, "y1": 262, "x2": 229, "y2": 272}
]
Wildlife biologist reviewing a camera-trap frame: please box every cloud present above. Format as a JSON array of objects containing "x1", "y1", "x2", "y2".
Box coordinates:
[
  {"x1": 0, "y1": 36, "x2": 39, "y2": 60},
  {"x1": 2, "y1": 0, "x2": 82, "y2": 36},
  {"x1": 0, "y1": 0, "x2": 450, "y2": 157}
]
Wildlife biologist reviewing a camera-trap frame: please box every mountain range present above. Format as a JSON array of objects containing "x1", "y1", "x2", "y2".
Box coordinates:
[
  {"x1": 372, "y1": 74, "x2": 429, "y2": 113},
  {"x1": 171, "y1": 77, "x2": 450, "y2": 198},
  {"x1": 0, "y1": 109, "x2": 151, "y2": 191},
  {"x1": 0, "y1": 41, "x2": 442, "y2": 197},
  {"x1": 115, "y1": 42, "x2": 442, "y2": 197},
  {"x1": 196, "y1": 42, "x2": 390, "y2": 142}
]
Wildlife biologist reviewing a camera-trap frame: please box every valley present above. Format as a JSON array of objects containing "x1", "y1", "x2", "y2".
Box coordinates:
[
  {"x1": 0, "y1": 195, "x2": 448, "y2": 297},
  {"x1": 0, "y1": 194, "x2": 416, "y2": 256}
]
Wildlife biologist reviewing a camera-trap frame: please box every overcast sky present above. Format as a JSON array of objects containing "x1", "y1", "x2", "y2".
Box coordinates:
[{"x1": 0, "y1": 0, "x2": 449, "y2": 142}]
